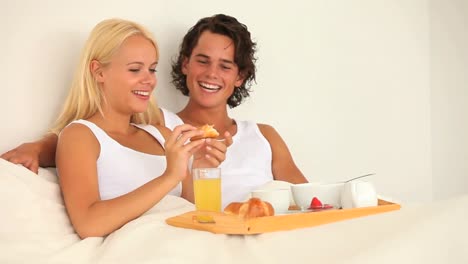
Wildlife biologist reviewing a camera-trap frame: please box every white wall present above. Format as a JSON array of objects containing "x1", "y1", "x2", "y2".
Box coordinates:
[
  {"x1": 2, "y1": 0, "x2": 457, "y2": 204},
  {"x1": 230, "y1": 1, "x2": 432, "y2": 203},
  {"x1": 430, "y1": 0, "x2": 468, "y2": 200}
]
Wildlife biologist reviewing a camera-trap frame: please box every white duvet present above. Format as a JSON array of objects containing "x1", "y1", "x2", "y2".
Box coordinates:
[{"x1": 1, "y1": 158, "x2": 467, "y2": 264}]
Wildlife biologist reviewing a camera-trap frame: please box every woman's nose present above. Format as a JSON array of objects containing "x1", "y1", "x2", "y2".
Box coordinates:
[{"x1": 142, "y1": 71, "x2": 156, "y2": 85}]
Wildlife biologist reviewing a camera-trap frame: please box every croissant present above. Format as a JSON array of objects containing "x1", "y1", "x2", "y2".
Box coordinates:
[
  {"x1": 191, "y1": 124, "x2": 220, "y2": 141},
  {"x1": 224, "y1": 198, "x2": 275, "y2": 219}
]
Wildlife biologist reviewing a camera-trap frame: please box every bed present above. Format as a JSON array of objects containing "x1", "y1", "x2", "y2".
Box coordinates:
[{"x1": 1, "y1": 158, "x2": 467, "y2": 264}]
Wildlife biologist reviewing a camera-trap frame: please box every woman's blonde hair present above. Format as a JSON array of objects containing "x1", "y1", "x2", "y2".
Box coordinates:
[{"x1": 50, "y1": 18, "x2": 161, "y2": 135}]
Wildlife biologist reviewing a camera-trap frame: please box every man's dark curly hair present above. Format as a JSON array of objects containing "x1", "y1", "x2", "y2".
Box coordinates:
[{"x1": 171, "y1": 14, "x2": 257, "y2": 108}]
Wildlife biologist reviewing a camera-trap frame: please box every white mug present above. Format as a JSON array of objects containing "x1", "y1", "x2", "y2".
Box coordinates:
[{"x1": 251, "y1": 189, "x2": 290, "y2": 213}]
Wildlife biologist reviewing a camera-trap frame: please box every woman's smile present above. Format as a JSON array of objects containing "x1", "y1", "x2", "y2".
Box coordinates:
[{"x1": 132, "y1": 90, "x2": 151, "y2": 99}]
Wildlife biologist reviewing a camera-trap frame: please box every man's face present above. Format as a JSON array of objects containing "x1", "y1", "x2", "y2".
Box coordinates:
[{"x1": 182, "y1": 31, "x2": 244, "y2": 108}]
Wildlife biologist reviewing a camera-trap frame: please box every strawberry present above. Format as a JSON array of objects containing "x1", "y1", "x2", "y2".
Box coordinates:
[{"x1": 309, "y1": 197, "x2": 323, "y2": 209}]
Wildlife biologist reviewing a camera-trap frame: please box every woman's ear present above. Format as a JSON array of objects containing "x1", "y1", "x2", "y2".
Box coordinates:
[{"x1": 90, "y1": 60, "x2": 104, "y2": 82}]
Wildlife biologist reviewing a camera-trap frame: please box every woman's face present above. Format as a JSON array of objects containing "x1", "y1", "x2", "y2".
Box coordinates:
[
  {"x1": 182, "y1": 31, "x2": 244, "y2": 108},
  {"x1": 98, "y1": 34, "x2": 158, "y2": 115}
]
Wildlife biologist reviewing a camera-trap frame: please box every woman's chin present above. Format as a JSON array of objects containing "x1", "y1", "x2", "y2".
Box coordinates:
[{"x1": 131, "y1": 105, "x2": 149, "y2": 114}]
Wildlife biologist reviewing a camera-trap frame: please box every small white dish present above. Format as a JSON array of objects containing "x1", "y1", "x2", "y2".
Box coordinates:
[{"x1": 277, "y1": 206, "x2": 336, "y2": 215}]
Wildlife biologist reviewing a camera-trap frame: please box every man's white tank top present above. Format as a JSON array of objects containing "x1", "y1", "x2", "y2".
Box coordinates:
[
  {"x1": 69, "y1": 120, "x2": 181, "y2": 200},
  {"x1": 161, "y1": 108, "x2": 273, "y2": 208}
]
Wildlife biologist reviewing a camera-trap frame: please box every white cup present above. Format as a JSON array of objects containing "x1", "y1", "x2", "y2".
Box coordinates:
[{"x1": 251, "y1": 189, "x2": 290, "y2": 213}]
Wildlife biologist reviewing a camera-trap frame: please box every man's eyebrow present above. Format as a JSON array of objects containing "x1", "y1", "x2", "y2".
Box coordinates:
[
  {"x1": 220, "y1": 59, "x2": 235, "y2": 65},
  {"x1": 194, "y1": 54, "x2": 209, "y2": 59},
  {"x1": 194, "y1": 54, "x2": 235, "y2": 65}
]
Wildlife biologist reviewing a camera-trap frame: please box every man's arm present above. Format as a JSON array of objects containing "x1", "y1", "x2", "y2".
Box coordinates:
[
  {"x1": 0, "y1": 133, "x2": 58, "y2": 173},
  {"x1": 258, "y1": 124, "x2": 308, "y2": 184}
]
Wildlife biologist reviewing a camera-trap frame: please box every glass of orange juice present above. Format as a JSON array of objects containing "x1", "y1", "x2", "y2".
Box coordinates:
[{"x1": 193, "y1": 168, "x2": 221, "y2": 212}]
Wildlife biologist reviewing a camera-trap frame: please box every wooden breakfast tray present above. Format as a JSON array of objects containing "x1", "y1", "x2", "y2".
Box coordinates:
[{"x1": 165, "y1": 199, "x2": 400, "y2": 235}]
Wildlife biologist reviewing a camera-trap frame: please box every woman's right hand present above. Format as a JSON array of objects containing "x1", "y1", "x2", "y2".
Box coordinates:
[
  {"x1": 0, "y1": 142, "x2": 42, "y2": 174},
  {"x1": 163, "y1": 124, "x2": 205, "y2": 181}
]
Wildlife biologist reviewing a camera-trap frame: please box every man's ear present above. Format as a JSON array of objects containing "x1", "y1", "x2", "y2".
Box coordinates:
[
  {"x1": 181, "y1": 57, "x2": 189, "y2": 75},
  {"x1": 235, "y1": 72, "x2": 245, "y2": 87},
  {"x1": 90, "y1": 60, "x2": 104, "y2": 82}
]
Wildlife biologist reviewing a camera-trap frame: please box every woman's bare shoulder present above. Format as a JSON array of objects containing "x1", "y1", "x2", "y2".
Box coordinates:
[
  {"x1": 55, "y1": 122, "x2": 101, "y2": 170},
  {"x1": 60, "y1": 122, "x2": 94, "y2": 139},
  {"x1": 58, "y1": 123, "x2": 100, "y2": 153}
]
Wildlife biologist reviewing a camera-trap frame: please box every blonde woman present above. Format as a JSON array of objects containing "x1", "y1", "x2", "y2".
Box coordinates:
[{"x1": 54, "y1": 18, "x2": 227, "y2": 238}]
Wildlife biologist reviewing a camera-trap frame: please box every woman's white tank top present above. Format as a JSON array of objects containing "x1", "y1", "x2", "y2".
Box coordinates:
[
  {"x1": 161, "y1": 108, "x2": 273, "y2": 208},
  {"x1": 69, "y1": 120, "x2": 181, "y2": 200}
]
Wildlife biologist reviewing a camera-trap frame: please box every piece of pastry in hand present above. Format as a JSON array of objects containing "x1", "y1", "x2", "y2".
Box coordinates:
[
  {"x1": 224, "y1": 198, "x2": 275, "y2": 219},
  {"x1": 191, "y1": 124, "x2": 220, "y2": 141}
]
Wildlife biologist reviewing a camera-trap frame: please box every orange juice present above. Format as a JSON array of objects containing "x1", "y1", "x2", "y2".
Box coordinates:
[{"x1": 194, "y1": 178, "x2": 221, "y2": 212}]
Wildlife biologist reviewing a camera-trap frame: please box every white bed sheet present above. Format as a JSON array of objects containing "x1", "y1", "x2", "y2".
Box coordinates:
[{"x1": 0, "y1": 158, "x2": 467, "y2": 264}]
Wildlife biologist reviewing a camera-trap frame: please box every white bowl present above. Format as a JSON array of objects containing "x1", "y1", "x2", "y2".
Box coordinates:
[
  {"x1": 291, "y1": 182, "x2": 344, "y2": 210},
  {"x1": 251, "y1": 189, "x2": 290, "y2": 213}
]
